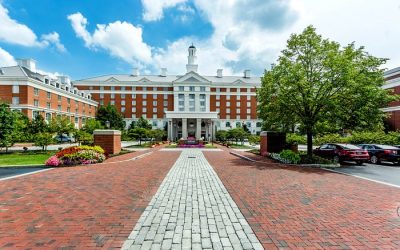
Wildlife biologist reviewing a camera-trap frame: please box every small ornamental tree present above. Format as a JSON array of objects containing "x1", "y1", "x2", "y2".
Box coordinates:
[
  {"x1": 258, "y1": 25, "x2": 397, "y2": 157},
  {"x1": 216, "y1": 130, "x2": 228, "y2": 144},
  {"x1": 136, "y1": 116, "x2": 152, "y2": 129},
  {"x1": 49, "y1": 116, "x2": 75, "y2": 136},
  {"x1": 34, "y1": 132, "x2": 54, "y2": 151},
  {"x1": 128, "y1": 128, "x2": 149, "y2": 145},
  {"x1": 29, "y1": 115, "x2": 48, "y2": 135},
  {"x1": 82, "y1": 119, "x2": 103, "y2": 134}
]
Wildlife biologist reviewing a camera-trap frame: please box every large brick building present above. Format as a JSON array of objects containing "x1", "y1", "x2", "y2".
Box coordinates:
[
  {"x1": 0, "y1": 59, "x2": 98, "y2": 128},
  {"x1": 74, "y1": 45, "x2": 262, "y2": 140},
  {"x1": 383, "y1": 67, "x2": 400, "y2": 130}
]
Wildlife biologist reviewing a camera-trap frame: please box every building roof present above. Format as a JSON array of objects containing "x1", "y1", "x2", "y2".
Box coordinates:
[
  {"x1": 75, "y1": 74, "x2": 261, "y2": 85},
  {"x1": 384, "y1": 67, "x2": 400, "y2": 76}
]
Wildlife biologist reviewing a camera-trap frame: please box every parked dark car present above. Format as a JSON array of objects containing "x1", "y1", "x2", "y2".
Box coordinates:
[
  {"x1": 54, "y1": 134, "x2": 73, "y2": 143},
  {"x1": 313, "y1": 143, "x2": 369, "y2": 165},
  {"x1": 358, "y1": 144, "x2": 400, "y2": 164}
]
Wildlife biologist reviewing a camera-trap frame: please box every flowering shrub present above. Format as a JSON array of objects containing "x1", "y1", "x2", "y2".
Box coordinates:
[
  {"x1": 46, "y1": 146, "x2": 106, "y2": 167},
  {"x1": 45, "y1": 156, "x2": 61, "y2": 167}
]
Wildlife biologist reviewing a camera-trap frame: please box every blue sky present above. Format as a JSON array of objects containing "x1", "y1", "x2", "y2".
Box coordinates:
[{"x1": 1, "y1": 0, "x2": 400, "y2": 79}]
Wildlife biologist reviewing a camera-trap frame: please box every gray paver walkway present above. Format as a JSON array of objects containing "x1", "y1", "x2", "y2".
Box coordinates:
[{"x1": 122, "y1": 149, "x2": 263, "y2": 250}]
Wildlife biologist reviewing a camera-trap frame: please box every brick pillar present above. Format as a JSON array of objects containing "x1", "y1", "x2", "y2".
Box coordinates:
[
  {"x1": 93, "y1": 130, "x2": 121, "y2": 155},
  {"x1": 260, "y1": 131, "x2": 268, "y2": 156}
]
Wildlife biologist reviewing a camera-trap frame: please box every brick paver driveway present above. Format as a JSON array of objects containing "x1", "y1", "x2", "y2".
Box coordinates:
[
  {"x1": 205, "y1": 149, "x2": 400, "y2": 249},
  {"x1": 0, "y1": 149, "x2": 180, "y2": 249}
]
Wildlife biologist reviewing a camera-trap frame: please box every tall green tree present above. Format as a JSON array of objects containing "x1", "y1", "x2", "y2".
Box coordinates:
[
  {"x1": 0, "y1": 103, "x2": 16, "y2": 152},
  {"x1": 136, "y1": 116, "x2": 152, "y2": 129},
  {"x1": 95, "y1": 104, "x2": 125, "y2": 130},
  {"x1": 258, "y1": 25, "x2": 396, "y2": 157}
]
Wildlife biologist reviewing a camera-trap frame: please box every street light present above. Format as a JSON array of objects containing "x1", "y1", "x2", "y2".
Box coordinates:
[{"x1": 105, "y1": 120, "x2": 110, "y2": 129}]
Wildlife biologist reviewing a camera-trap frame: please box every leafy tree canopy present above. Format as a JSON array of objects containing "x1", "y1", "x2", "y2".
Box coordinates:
[
  {"x1": 95, "y1": 104, "x2": 125, "y2": 130},
  {"x1": 82, "y1": 118, "x2": 103, "y2": 134},
  {"x1": 48, "y1": 116, "x2": 75, "y2": 136},
  {"x1": 136, "y1": 116, "x2": 152, "y2": 129},
  {"x1": 257, "y1": 25, "x2": 397, "y2": 156}
]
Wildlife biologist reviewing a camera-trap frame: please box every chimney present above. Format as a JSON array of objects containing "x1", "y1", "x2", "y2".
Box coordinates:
[
  {"x1": 217, "y1": 69, "x2": 223, "y2": 78},
  {"x1": 17, "y1": 58, "x2": 36, "y2": 72},
  {"x1": 160, "y1": 68, "x2": 167, "y2": 77},
  {"x1": 132, "y1": 68, "x2": 139, "y2": 76},
  {"x1": 244, "y1": 70, "x2": 251, "y2": 78}
]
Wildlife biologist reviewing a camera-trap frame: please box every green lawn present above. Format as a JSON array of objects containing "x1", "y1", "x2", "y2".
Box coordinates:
[
  {"x1": 0, "y1": 151, "x2": 55, "y2": 167},
  {"x1": 228, "y1": 144, "x2": 253, "y2": 149}
]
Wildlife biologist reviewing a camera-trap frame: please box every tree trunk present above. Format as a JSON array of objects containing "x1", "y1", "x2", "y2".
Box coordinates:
[
  {"x1": 139, "y1": 138, "x2": 142, "y2": 145},
  {"x1": 307, "y1": 130, "x2": 313, "y2": 158}
]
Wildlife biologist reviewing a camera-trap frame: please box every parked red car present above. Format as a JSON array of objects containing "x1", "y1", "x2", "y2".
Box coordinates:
[{"x1": 313, "y1": 143, "x2": 370, "y2": 165}]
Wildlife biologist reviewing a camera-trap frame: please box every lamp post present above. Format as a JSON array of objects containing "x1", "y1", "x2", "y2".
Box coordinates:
[{"x1": 105, "y1": 120, "x2": 110, "y2": 129}]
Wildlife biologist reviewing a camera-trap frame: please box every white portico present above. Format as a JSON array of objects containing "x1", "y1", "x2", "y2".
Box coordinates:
[{"x1": 166, "y1": 45, "x2": 219, "y2": 141}]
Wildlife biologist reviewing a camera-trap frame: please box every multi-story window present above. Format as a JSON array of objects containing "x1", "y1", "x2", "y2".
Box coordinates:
[
  {"x1": 189, "y1": 94, "x2": 195, "y2": 111},
  {"x1": 164, "y1": 94, "x2": 168, "y2": 99},
  {"x1": 132, "y1": 94, "x2": 136, "y2": 98},
  {"x1": 100, "y1": 86, "x2": 104, "y2": 91},
  {"x1": 12, "y1": 85, "x2": 19, "y2": 94},
  {"x1": 110, "y1": 100, "x2": 115, "y2": 105},
  {"x1": 200, "y1": 94, "x2": 206, "y2": 112},
  {"x1": 153, "y1": 107, "x2": 157, "y2": 112},
  {"x1": 33, "y1": 111, "x2": 40, "y2": 119},
  {"x1": 226, "y1": 108, "x2": 230, "y2": 113},
  {"x1": 216, "y1": 95, "x2": 220, "y2": 100},
  {"x1": 132, "y1": 100, "x2": 136, "y2": 105},
  {"x1": 47, "y1": 92, "x2": 51, "y2": 99},
  {"x1": 216, "y1": 88, "x2": 220, "y2": 93},
  {"x1": 132, "y1": 87, "x2": 136, "y2": 91},
  {"x1": 143, "y1": 94, "x2": 147, "y2": 98},
  {"x1": 121, "y1": 107, "x2": 126, "y2": 113},
  {"x1": 143, "y1": 87, "x2": 147, "y2": 91},
  {"x1": 121, "y1": 100, "x2": 126, "y2": 106},
  {"x1": 121, "y1": 94, "x2": 125, "y2": 99},
  {"x1": 153, "y1": 94, "x2": 157, "y2": 99},
  {"x1": 152, "y1": 120, "x2": 157, "y2": 126},
  {"x1": 226, "y1": 115, "x2": 230, "y2": 119},
  {"x1": 247, "y1": 108, "x2": 251, "y2": 113},
  {"x1": 100, "y1": 93, "x2": 104, "y2": 98},
  {"x1": 67, "y1": 107, "x2": 71, "y2": 113},
  {"x1": 200, "y1": 86, "x2": 206, "y2": 92},
  {"x1": 143, "y1": 100, "x2": 147, "y2": 105},
  {"x1": 142, "y1": 107, "x2": 147, "y2": 112},
  {"x1": 58, "y1": 95, "x2": 61, "y2": 101},
  {"x1": 111, "y1": 93, "x2": 115, "y2": 99},
  {"x1": 226, "y1": 121, "x2": 231, "y2": 127},
  {"x1": 189, "y1": 86, "x2": 195, "y2": 92},
  {"x1": 236, "y1": 108, "x2": 240, "y2": 113},
  {"x1": 179, "y1": 86, "x2": 184, "y2": 91},
  {"x1": 100, "y1": 100, "x2": 104, "y2": 105},
  {"x1": 75, "y1": 108, "x2": 78, "y2": 114},
  {"x1": 226, "y1": 95, "x2": 230, "y2": 100},
  {"x1": 12, "y1": 97, "x2": 19, "y2": 105},
  {"x1": 34, "y1": 99, "x2": 39, "y2": 107},
  {"x1": 132, "y1": 107, "x2": 136, "y2": 112},
  {"x1": 34, "y1": 88, "x2": 39, "y2": 96},
  {"x1": 164, "y1": 100, "x2": 168, "y2": 107},
  {"x1": 67, "y1": 98, "x2": 70, "y2": 104},
  {"x1": 247, "y1": 102, "x2": 251, "y2": 107},
  {"x1": 216, "y1": 101, "x2": 220, "y2": 107},
  {"x1": 46, "y1": 102, "x2": 51, "y2": 109},
  {"x1": 111, "y1": 86, "x2": 115, "y2": 91},
  {"x1": 58, "y1": 105, "x2": 62, "y2": 111},
  {"x1": 236, "y1": 101, "x2": 240, "y2": 106},
  {"x1": 178, "y1": 94, "x2": 184, "y2": 111},
  {"x1": 153, "y1": 101, "x2": 157, "y2": 106},
  {"x1": 227, "y1": 102, "x2": 230, "y2": 107},
  {"x1": 121, "y1": 87, "x2": 125, "y2": 91}
]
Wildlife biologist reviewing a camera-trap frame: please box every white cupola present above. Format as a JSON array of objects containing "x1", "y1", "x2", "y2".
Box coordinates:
[{"x1": 186, "y1": 44, "x2": 198, "y2": 73}]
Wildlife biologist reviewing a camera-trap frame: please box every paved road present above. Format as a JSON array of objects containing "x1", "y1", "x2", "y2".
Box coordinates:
[
  {"x1": 123, "y1": 149, "x2": 263, "y2": 250},
  {"x1": 0, "y1": 167, "x2": 47, "y2": 180},
  {"x1": 332, "y1": 162, "x2": 400, "y2": 186}
]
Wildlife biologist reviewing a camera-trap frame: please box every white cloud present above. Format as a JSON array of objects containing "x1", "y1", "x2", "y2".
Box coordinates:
[
  {"x1": 0, "y1": 3, "x2": 66, "y2": 52},
  {"x1": 68, "y1": 12, "x2": 152, "y2": 66},
  {"x1": 0, "y1": 3, "x2": 40, "y2": 46},
  {"x1": 0, "y1": 47, "x2": 16, "y2": 67},
  {"x1": 141, "y1": 0, "x2": 187, "y2": 21},
  {"x1": 41, "y1": 32, "x2": 66, "y2": 53}
]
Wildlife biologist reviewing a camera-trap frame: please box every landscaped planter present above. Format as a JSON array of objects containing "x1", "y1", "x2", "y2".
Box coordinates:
[{"x1": 45, "y1": 146, "x2": 106, "y2": 167}]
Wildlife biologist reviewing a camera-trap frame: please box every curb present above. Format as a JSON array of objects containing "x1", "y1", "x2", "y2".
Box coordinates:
[
  {"x1": 229, "y1": 152, "x2": 256, "y2": 162},
  {"x1": 0, "y1": 164, "x2": 47, "y2": 169}
]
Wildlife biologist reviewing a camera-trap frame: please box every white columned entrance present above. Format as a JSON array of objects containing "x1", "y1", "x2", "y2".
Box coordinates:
[
  {"x1": 168, "y1": 119, "x2": 172, "y2": 141},
  {"x1": 196, "y1": 118, "x2": 201, "y2": 140},
  {"x1": 182, "y1": 118, "x2": 188, "y2": 139}
]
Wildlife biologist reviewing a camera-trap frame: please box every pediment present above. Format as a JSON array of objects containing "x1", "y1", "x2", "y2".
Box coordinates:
[
  {"x1": 232, "y1": 79, "x2": 245, "y2": 85},
  {"x1": 105, "y1": 77, "x2": 120, "y2": 83},
  {"x1": 138, "y1": 77, "x2": 151, "y2": 82},
  {"x1": 173, "y1": 71, "x2": 211, "y2": 83}
]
